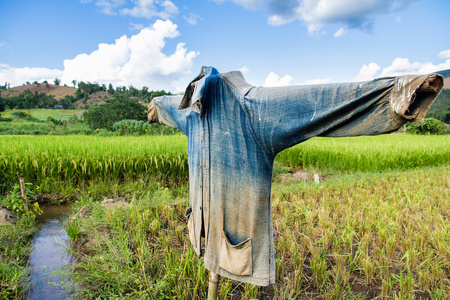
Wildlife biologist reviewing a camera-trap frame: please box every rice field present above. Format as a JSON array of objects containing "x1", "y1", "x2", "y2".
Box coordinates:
[
  {"x1": 1, "y1": 134, "x2": 449, "y2": 193},
  {"x1": 66, "y1": 165, "x2": 449, "y2": 299},
  {"x1": 276, "y1": 135, "x2": 450, "y2": 172},
  {"x1": 1, "y1": 134, "x2": 449, "y2": 299},
  {"x1": 270, "y1": 166, "x2": 449, "y2": 299},
  {"x1": 0, "y1": 135, "x2": 189, "y2": 193}
]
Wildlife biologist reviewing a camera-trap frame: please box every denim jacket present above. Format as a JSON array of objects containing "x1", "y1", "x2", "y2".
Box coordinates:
[{"x1": 151, "y1": 66, "x2": 443, "y2": 286}]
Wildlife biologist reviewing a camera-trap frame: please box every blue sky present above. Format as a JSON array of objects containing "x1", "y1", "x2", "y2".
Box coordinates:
[{"x1": 1, "y1": 0, "x2": 449, "y2": 92}]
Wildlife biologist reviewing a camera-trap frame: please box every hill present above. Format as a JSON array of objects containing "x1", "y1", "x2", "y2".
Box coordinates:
[
  {"x1": 425, "y1": 69, "x2": 449, "y2": 123},
  {"x1": 2, "y1": 83, "x2": 153, "y2": 107},
  {"x1": 1, "y1": 70, "x2": 448, "y2": 114},
  {"x1": 2, "y1": 83, "x2": 77, "y2": 100},
  {"x1": 435, "y1": 69, "x2": 450, "y2": 89},
  {"x1": 72, "y1": 91, "x2": 114, "y2": 107}
]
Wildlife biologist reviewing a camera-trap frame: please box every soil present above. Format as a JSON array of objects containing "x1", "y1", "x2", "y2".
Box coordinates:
[
  {"x1": 277, "y1": 170, "x2": 332, "y2": 183},
  {"x1": 3, "y1": 83, "x2": 149, "y2": 107},
  {"x1": 71, "y1": 226, "x2": 110, "y2": 257},
  {"x1": 30, "y1": 193, "x2": 80, "y2": 205},
  {"x1": 443, "y1": 77, "x2": 450, "y2": 89},
  {"x1": 3, "y1": 83, "x2": 77, "y2": 100}
]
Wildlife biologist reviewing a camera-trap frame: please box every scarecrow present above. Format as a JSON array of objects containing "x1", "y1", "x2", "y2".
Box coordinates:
[{"x1": 148, "y1": 66, "x2": 443, "y2": 297}]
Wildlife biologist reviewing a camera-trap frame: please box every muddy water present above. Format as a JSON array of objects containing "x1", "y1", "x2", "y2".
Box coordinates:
[{"x1": 26, "y1": 204, "x2": 74, "y2": 300}]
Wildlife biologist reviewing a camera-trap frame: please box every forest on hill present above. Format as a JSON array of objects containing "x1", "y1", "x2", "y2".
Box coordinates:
[{"x1": 0, "y1": 79, "x2": 171, "y2": 111}]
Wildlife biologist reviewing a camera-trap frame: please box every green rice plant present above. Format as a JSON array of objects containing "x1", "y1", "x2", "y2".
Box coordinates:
[
  {"x1": 0, "y1": 135, "x2": 189, "y2": 193},
  {"x1": 2, "y1": 133, "x2": 449, "y2": 298},
  {"x1": 309, "y1": 252, "x2": 328, "y2": 288},
  {"x1": 276, "y1": 135, "x2": 450, "y2": 172},
  {"x1": 63, "y1": 165, "x2": 449, "y2": 299},
  {"x1": 66, "y1": 186, "x2": 212, "y2": 299},
  {"x1": 270, "y1": 165, "x2": 449, "y2": 298},
  {"x1": 361, "y1": 256, "x2": 375, "y2": 285},
  {"x1": 241, "y1": 283, "x2": 258, "y2": 299},
  {"x1": 2, "y1": 135, "x2": 448, "y2": 194},
  {"x1": 219, "y1": 278, "x2": 233, "y2": 299}
]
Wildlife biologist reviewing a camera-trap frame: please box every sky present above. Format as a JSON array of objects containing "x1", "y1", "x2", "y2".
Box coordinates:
[{"x1": 1, "y1": 0, "x2": 449, "y2": 92}]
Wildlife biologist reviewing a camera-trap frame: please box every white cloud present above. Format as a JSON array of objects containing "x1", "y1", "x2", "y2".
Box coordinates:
[
  {"x1": 0, "y1": 65, "x2": 63, "y2": 86},
  {"x1": 379, "y1": 57, "x2": 450, "y2": 77},
  {"x1": 120, "y1": 0, "x2": 178, "y2": 19},
  {"x1": 61, "y1": 20, "x2": 197, "y2": 89},
  {"x1": 334, "y1": 28, "x2": 345, "y2": 37},
  {"x1": 438, "y1": 49, "x2": 450, "y2": 59},
  {"x1": 303, "y1": 77, "x2": 331, "y2": 85},
  {"x1": 184, "y1": 13, "x2": 201, "y2": 25},
  {"x1": 130, "y1": 22, "x2": 144, "y2": 30},
  {"x1": 307, "y1": 24, "x2": 323, "y2": 36},
  {"x1": 83, "y1": 0, "x2": 178, "y2": 19},
  {"x1": 213, "y1": 0, "x2": 264, "y2": 10},
  {"x1": 0, "y1": 43, "x2": 12, "y2": 54},
  {"x1": 0, "y1": 20, "x2": 198, "y2": 91},
  {"x1": 354, "y1": 62, "x2": 381, "y2": 81},
  {"x1": 265, "y1": 0, "x2": 419, "y2": 35},
  {"x1": 95, "y1": 0, "x2": 125, "y2": 15},
  {"x1": 354, "y1": 51, "x2": 450, "y2": 81},
  {"x1": 238, "y1": 66, "x2": 249, "y2": 74},
  {"x1": 264, "y1": 72, "x2": 293, "y2": 87}
]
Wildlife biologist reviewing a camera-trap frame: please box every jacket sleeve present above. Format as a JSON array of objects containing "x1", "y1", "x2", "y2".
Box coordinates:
[
  {"x1": 243, "y1": 74, "x2": 443, "y2": 157},
  {"x1": 150, "y1": 95, "x2": 189, "y2": 135}
]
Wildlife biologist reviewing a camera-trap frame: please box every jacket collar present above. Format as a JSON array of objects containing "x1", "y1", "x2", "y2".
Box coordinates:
[{"x1": 178, "y1": 66, "x2": 219, "y2": 110}]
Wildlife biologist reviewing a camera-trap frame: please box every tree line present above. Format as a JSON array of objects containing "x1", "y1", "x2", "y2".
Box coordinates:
[
  {"x1": 0, "y1": 79, "x2": 172, "y2": 112},
  {"x1": 426, "y1": 88, "x2": 450, "y2": 124},
  {"x1": 1, "y1": 78, "x2": 448, "y2": 124}
]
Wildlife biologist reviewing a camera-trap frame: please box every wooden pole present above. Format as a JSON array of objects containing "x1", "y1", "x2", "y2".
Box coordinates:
[
  {"x1": 314, "y1": 174, "x2": 320, "y2": 184},
  {"x1": 207, "y1": 271, "x2": 220, "y2": 300},
  {"x1": 19, "y1": 177, "x2": 29, "y2": 212}
]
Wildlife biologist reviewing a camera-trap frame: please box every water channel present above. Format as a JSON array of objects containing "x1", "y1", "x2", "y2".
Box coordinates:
[{"x1": 26, "y1": 204, "x2": 74, "y2": 300}]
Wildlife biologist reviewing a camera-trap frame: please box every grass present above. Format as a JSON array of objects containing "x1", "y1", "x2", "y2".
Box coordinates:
[
  {"x1": 0, "y1": 121, "x2": 55, "y2": 135},
  {"x1": 1, "y1": 109, "x2": 84, "y2": 121},
  {"x1": 0, "y1": 214, "x2": 37, "y2": 299},
  {"x1": 0, "y1": 120, "x2": 94, "y2": 136},
  {"x1": 65, "y1": 166, "x2": 449, "y2": 299}
]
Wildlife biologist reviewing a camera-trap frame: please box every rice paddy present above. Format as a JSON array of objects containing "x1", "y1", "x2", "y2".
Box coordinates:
[
  {"x1": 276, "y1": 135, "x2": 450, "y2": 172},
  {"x1": 1, "y1": 134, "x2": 449, "y2": 299},
  {"x1": 0, "y1": 135, "x2": 188, "y2": 193}
]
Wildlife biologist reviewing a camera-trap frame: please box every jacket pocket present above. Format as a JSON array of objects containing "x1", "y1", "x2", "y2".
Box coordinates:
[
  {"x1": 185, "y1": 210, "x2": 197, "y2": 248},
  {"x1": 219, "y1": 231, "x2": 252, "y2": 276}
]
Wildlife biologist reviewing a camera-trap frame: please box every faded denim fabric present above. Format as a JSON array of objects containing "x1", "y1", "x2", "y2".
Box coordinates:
[{"x1": 151, "y1": 66, "x2": 443, "y2": 286}]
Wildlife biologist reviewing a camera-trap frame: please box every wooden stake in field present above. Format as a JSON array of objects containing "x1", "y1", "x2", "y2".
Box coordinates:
[
  {"x1": 19, "y1": 177, "x2": 29, "y2": 212},
  {"x1": 207, "y1": 272, "x2": 220, "y2": 300}
]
